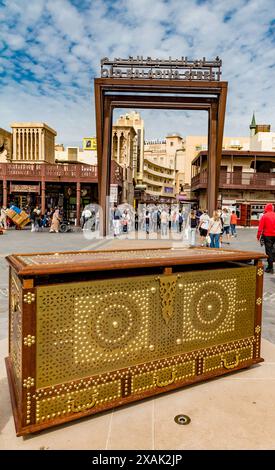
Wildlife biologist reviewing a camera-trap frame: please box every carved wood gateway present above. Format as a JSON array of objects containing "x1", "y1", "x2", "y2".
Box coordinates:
[
  {"x1": 95, "y1": 56, "x2": 227, "y2": 235},
  {"x1": 6, "y1": 248, "x2": 264, "y2": 435}
]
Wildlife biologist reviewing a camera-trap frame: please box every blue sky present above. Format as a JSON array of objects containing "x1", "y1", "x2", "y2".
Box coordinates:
[{"x1": 0, "y1": 0, "x2": 274, "y2": 146}]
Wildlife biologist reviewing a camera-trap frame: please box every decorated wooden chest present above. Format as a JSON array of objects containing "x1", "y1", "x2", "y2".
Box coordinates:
[{"x1": 6, "y1": 247, "x2": 264, "y2": 435}]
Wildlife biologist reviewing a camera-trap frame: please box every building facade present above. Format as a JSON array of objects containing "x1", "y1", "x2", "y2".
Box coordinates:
[
  {"x1": 11, "y1": 123, "x2": 57, "y2": 163},
  {"x1": 141, "y1": 135, "x2": 182, "y2": 202},
  {"x1": 0, "y1": 127, "x2": 12, "y2": 163},
  {"x1": 0, "y1": 123, "x2": 122, "y2": 225},
  {"x1": 55, "y1": 144, "x2": 97, "y2": 165},
  {"x1": 191, "y1": 149, "x2": 275, "y2": 225},
  {"x1": 115, "y1": 111, "x2": 145, "y2": 186},
  {"x1": 142, "y1": 156, "x2": 175, "y2": 202},
  {"x1": 111, "y1": 124, "x2": 137, "y2": 205}
]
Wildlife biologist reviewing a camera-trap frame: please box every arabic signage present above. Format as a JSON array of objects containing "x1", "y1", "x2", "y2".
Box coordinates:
[
  {"x1": 101, "y1": 56, "x2": 222, "y2": 81},
  {"x1": 10, "y1": 184, "x2": 40, "y2": 193},
  {"x1": 110, "y1": 184, "x2": 118, "y2": 203}
]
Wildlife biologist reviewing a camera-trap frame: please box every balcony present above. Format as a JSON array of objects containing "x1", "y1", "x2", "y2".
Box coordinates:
[
  {"x1": 143, "y1": 176, "x2": 163, "y2": 187},
  {"x1": 191, "y1": 171, "x2": 275, "y2": 191},
  {"x1": 0, "y1": 163, "x2": 98, "y2": 183},
  {"x1": 143, "y1": 166, "x2": 174, "y2": 179}
]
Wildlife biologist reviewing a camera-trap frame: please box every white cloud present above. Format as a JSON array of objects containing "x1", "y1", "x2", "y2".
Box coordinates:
[{"x1": 0, "y1": 0, "x2": 275, "y2": 144}]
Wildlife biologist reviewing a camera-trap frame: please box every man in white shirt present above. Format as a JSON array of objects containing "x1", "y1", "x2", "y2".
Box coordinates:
[{"x1": 81, "y1": 207, "x2": 92, "y2": 230}]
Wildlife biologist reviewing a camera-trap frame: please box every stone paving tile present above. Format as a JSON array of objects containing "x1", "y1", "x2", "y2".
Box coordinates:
[{"x1": 0, "y1": 227, "x2": 274, "y2": 344}]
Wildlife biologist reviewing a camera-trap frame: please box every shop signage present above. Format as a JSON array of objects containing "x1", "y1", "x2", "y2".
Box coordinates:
[
  {"x1": 176, "y1": 194, "x2": 187, "y2": 201},
  {"x1": 10, "y1": 184, "x2": 40, "y2": 193},
  {"x1": 222, "y1": 199, "x2": 236, "y2": 204},
  {"x1": 101, "y1": 56, "x2": 222, "y2": 81},
  {"x1": 83, "y1": 137, "x2": 97, "y2": 151},
  {"x1": 110, "y1": 184, "x2": 118, "y2": 203}
]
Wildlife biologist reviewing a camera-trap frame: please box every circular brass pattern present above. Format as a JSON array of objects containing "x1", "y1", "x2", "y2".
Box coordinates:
[
  {"x1": 149, "y1": 344, "x2": 155, "y2": 351},
  {"x1": 150, "y1": 287, "x2": 156, "y2": 294},
  {"x1": 178, "y1": 283, "x2": 183, "y2": 289},
  {"x1": 95, "y1": 304, "x2": 134, "y2": 346},
  {"x1": 174, "y1": 414, "x2": 191, "y2": 425},
  {"x1": 189, "y1": 283, "x2": 230, "y2": 333},
  {"x1": 256, "y1": 297, "x2": 262, "y2": 305},
  {"x1": 176, "y1": 338, "x2": 182, "y2": 345}
]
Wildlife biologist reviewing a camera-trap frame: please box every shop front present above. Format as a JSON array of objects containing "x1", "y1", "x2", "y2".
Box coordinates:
[
  {"x1": 45, "y1": 183, "x2": 98, "y2": 222},
  {"x1": 8, "y1": 183, "x2": 40, "y2": 212}
]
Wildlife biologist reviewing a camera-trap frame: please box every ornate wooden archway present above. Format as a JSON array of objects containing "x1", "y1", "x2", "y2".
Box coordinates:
[{"x1": 95, "y1": 57, "x2": 227, "y2": 234}]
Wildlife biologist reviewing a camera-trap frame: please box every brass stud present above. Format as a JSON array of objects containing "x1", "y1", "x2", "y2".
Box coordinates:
[{"x1": 23, "y1": 335, "x2": 36, "y2": 347}]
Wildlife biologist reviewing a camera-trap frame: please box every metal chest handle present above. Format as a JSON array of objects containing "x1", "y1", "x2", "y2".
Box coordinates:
[
  {"x1": 221, "y1": 352, "x2": 240, "y2": 369},
  {"x1": 69, "y1": 394, "x2": 97, "y2": 413},
  {"x1": 154, "y1": 370, "x2": 176, "y2": 388}
]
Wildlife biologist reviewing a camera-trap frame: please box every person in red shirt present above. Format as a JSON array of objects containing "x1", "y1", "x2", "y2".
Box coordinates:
[
  {"x1": 230, "y1": 210, "x2": 238, "y2": 237},
  {"x1": 257, "y1": 203, "x2": 275, "y2": 273}
]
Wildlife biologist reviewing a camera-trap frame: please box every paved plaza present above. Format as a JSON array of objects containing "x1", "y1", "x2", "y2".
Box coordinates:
[
  {"x1": 1, "y1": 226, "x2": 274, "y2": 343},
  {"x1": 1, "y1": 226, "x2": 275, "y2": 449}
]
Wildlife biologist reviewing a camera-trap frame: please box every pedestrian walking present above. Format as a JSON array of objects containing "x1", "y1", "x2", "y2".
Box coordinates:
[
  {"x1": 257, "y1": 203, "x2": 275, "y2": 273},
  {"x1": 178, "y1": 211, "x2": 184, "y2": 233},
  {"x1": 221, "y1": 208, "x2": 231, "y2": 243},
  {"x1": 230, "y1": 210, "x2": 238, "y2": 237},
  {"x1": 0, "y1": 207, "x2": 7, "y2": 229},
  {"x1": 112, "y1": 204, "x2": 122, "y2": 237},
  {"x1": 145, "y1": 210, "x2": 150, "y2": 234},
  {"x1": 49, "y1": 207, "x2": 61, "y2": 233},
  {"x1": 160, "y1": 209, "x2": 169, "y2": 237},
  {"x1": 208, "y1": 211, "x2": 223, "y2": 248},
  {"x1": 187, "y1": 209, "x2": 197, "y2": 246},
  {"x1": 198, "y1": 210, "x2": 209, "y2": 246},
  {"x1": 121, "y1": 209, "x2": 130, "y2": 235},
  {"x1": 30, "y1": 206, "x2": 41, "y2": 232},
  {"x1": 81, "y1": 207, "x2": 92, "y2": 230}
]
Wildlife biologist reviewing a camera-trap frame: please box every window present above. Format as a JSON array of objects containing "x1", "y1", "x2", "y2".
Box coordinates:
[{"x1": 170, "y1": 142, "x2": 174, "y2": 146}]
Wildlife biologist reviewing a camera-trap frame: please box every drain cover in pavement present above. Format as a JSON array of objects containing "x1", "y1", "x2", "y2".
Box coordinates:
[{"x1": 174, "y1": 414, "x2": 191, "y2": 425}]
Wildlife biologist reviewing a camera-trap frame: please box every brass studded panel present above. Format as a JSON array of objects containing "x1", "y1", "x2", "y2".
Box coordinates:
[
  {"x1": 10, "y1": 273, "x2": 22, "y2": 400},
  {"x1": 35, "y1": 379, "x2": 121, "y2": 424},
  {"x1": 36, "y1": 266, "x2": 256, "y2": 389},
  {"x1": 131, "y1": 360, "x2": 196, "y2": 394},
  {"x1": 36, "y1": 277, "x2": 158, "y2": 388},
  {"x1": 155, "y1": 266, "x2": 256, "y2": 357},
  {"x1": 203, "y1": 345, "x2": 253, "y2": 373}
]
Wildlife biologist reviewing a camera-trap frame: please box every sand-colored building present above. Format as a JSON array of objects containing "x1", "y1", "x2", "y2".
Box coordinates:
[
  {"x1": 115, "y1": 111, "x2": 144, "y2": 186},
  {"x1": 0, "y1": 128, "x2": 12, "y2": 163},
  {"x1": 111, "y1": 124, "x2": 137, "y2": 205},
  {"x1": 55, "y1": 144, "x2": 97, "y2": 165},
  {"x1": 191, "y1": 148, "x2": 275, "y2": 225},
  {"x1": 11, "y1": 122, "x2": 56, "y2": 163},
  {"x1": 142, "y1": 134, "x2": 184, "y2": 201},
  {"x1": 249, "y1": 114, "x2": 275, "y2": 151},
  {"x1": 143, "y1": 156, "x2": 175, "y2": 201}
]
